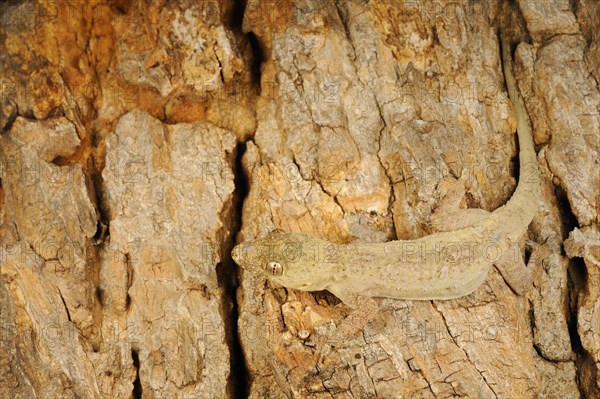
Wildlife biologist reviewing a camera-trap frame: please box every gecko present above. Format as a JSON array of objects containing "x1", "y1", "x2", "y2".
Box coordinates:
[{"x1": 232, "y1": 35, "x2": 540, "y2": 352}]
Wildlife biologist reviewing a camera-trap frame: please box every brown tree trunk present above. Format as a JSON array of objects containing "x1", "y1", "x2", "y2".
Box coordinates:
[{"x1": 1, "y1": 1, "x2": 598, "y2": 398}]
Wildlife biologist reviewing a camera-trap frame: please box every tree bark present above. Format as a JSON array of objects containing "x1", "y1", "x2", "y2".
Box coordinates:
[{"x1": 1, "y1": 1, "x2": 598, "y2": 398}]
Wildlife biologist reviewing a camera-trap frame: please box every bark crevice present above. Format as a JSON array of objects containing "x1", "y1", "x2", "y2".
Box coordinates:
[{"x1": 131, "y1": 350, "x2": 142, "y2": 399}]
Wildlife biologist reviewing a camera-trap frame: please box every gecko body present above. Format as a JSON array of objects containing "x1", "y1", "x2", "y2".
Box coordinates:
[{"x1": 232, "y1": 38, "x2": 539, "y2": 308}]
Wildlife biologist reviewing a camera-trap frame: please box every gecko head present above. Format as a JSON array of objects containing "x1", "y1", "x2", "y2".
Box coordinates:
[{"x1": 231, "y1": 230, "x2": 335, "y2": 291}]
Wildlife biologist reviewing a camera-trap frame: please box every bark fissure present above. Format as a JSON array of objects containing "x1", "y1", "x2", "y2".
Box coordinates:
[
  {"x1": 567, "y1": 255, "x2": 593, "y2": 397},
  {"x1": 58, "y1": 289, "x2": 72, "y2": 322},
  {"x1": 131, "y1": 350, "x2": 142, "y2": 399},
  {"x1": 124, "y1": 252, "x2": 133, "y2": 312},
  {"x1": 554, "y1": 181, "x2": 590, "y2": 395},
  {"x1": 218, "y1": 1, "x2": 259, "y2": 397},
  {"x1": 220, "y1": 141, "x2": 251, "y2": 399},
  {"x1": 89, "y1": 131, "x2": 111, "y2": 245}
]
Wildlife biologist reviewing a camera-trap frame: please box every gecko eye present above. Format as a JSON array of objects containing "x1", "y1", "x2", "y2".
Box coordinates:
[{"x1": 266, "y1": 261, "x2": 283, "y2": 276}]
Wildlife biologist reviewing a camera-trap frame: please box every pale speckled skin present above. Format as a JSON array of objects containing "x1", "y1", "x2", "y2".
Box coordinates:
[{"x1": 232, "y1": 38, "x2": 539, "y2": 308}]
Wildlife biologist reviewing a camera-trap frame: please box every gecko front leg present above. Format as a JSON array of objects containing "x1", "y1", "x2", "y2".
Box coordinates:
[
  {"x1": 317, "y1": 288, "x2": 379, "y2": 361},
  {"x1": 432, "y1": 177, "x2": 533, "y2": 295}
]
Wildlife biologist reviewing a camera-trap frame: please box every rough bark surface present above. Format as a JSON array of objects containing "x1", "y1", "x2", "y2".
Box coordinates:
[{"x1": 0, "y1": 1, "x2": 598, "y2": 399}]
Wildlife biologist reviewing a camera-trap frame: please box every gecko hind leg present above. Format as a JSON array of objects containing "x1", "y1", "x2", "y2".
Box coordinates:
[{"x1": 432, "y1": 176, "x2": 532, "y2": 295}]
